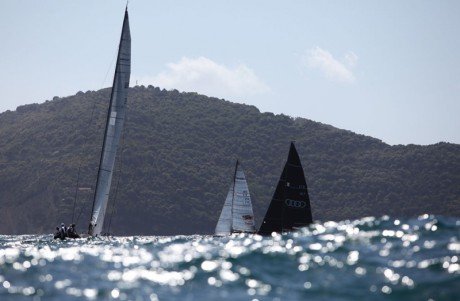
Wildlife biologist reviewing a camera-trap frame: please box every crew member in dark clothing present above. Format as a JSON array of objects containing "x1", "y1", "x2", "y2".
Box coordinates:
[
  {"x1": 54, "y1": 223, "x2": 67, "y2": 240},
  {"x1": 67, "y1": 224, "x2": 80, "y2": 239},
  {"x1": 53, "y1": 227, "x2": 62, "y2": 240}
]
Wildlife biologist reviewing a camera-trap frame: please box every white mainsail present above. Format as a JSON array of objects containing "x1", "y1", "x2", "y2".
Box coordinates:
[
  {"x1": 215, "y1": 161, "x2": 255, "y2": 235},
  {"x1": 89, "y1": 9, "x2": 131, "y2": 236},
  {"x1": 231, "y1": 163, "x2": 256, "y2": 232}
]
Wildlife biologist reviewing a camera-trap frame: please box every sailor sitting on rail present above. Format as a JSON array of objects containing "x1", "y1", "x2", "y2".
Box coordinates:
[
  {"x1": 53, "y1": 223, "x2": 67, "y2": 240},
  {"x1": 66, "y1": 224, "x2": 80, "y2": 238}
]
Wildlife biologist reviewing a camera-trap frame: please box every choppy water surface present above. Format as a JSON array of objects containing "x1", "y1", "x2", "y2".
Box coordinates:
[{"x1": 0, "y1": 215, "x2": 459, "y2": 301}]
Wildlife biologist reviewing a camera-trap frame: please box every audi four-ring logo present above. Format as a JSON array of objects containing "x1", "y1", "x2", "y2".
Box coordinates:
[{"x1": 285, "y1": 199, "x2": 306, "y2": 208}]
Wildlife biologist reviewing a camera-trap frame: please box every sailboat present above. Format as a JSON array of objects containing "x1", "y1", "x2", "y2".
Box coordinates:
[
  {"x1": 215, "y1": 160, "x2": 256, "y2": 235},
  {"x1": 258, "y1": 142, "x2": 313, "y2": 235},
  {"x1": 87, "y1": 8, "x2": 131, "y2": 237}
]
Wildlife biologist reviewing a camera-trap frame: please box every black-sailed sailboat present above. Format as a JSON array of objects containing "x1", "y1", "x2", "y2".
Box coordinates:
[
  {"x1": 87, "y1": 8, "x2": 131, "y2": 237},
  {"x1": 215, "y1": 160, "x2": 256, "y2": 235},
  {"x1": 258, "y1": 142, "x2": 313, "y2": 235}
]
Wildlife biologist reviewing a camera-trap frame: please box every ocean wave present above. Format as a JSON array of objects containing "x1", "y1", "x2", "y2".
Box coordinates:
[{"x1": 0, "y1": 215, "x2": 459, "y2": 300}]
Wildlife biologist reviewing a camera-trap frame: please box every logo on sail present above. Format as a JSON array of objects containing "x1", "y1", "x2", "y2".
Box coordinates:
[
  {"x1": 285, "y1": 199, "x2": 306, "y2": 208},
  {"x1": 242, "y1": 215, "x2": 254, "y2": 225}
]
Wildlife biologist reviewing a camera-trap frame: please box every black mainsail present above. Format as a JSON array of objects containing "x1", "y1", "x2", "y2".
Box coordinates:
[
  {"x1": 88, "y1": 9, "x2": 131, "y2": 236},
  {"x1": 258, "y1": 142, "x2": 313, "y2": 235}
]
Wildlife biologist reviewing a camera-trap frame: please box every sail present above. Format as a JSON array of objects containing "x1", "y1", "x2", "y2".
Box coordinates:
[
  {"x1": 215, "y1": 161, "x2": 255, "y2": 235},
  {"x1": 215, "y1": 182, "x2": 234, "y2": 235},
  {"x1": 231, "y1": 162, "x2": 256, "y2": 232},
  {"x1": 89, "y1": 10, "x2": 131, "y2": 236},
  {"x1": 258, "y1": 142, "x2": 313, "y2": 235}
]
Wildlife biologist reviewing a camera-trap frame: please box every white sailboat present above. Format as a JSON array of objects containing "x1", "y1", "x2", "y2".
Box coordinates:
[
  {"x1": 88, "y1": 8, "x2": 131, "y2": 236},
  {"x1": 215, "y1": 160, "x2": 256, "y2": 235}
]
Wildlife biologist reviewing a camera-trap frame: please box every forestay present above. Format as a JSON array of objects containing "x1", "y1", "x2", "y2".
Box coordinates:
[{"x1": 89, "y1": 10, "x2": 131, "y2": 236}]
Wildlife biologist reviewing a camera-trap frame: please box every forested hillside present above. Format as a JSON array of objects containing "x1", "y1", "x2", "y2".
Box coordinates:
[{"x1": 0, "y1": 86, "x2": 459, "y2": 235}]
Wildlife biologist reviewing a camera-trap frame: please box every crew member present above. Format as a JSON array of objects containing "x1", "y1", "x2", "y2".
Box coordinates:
[
  {"x1": 67, "y1": 224, "x2": 80, "y2": 238},
  {"x1": 54, "y1": 223, "x2": 67, "y2": 240}
]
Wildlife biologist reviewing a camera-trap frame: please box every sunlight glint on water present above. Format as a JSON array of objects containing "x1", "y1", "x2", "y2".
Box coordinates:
[{"x1": 0, "y1": 215, "x2": 459, "y2": 301}]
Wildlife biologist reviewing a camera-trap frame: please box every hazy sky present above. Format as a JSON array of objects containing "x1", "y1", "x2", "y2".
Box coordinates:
[{"x1": 1, "y1": 1, "x2": 459, "y2": 145}]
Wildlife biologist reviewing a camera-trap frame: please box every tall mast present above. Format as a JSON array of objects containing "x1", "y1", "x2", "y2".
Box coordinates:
[{"x1": 230, "y1": 159, "x2": 238, "y2": 232}]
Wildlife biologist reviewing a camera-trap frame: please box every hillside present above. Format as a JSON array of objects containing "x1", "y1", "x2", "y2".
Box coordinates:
[{"x1": 0, "y1": 86, "x2": 459, "y2": 235}]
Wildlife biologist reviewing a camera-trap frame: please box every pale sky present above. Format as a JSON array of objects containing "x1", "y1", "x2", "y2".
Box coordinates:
[{"x1": 1, "y1": 0, "x2": 459, "y2": 145}]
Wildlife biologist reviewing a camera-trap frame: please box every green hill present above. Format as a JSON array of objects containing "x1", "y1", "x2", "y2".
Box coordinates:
[{"x1": 0, "y1": 86, "x2": 459, "y2": 235}]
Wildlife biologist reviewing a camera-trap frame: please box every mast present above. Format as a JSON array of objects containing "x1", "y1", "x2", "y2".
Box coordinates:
[
  {"x1": 88, "y1": 9, "x2": 131, "y2": 236},
  {"x1": 258, "y1": 142, "x2": 313, "y2": 235},
  {"x1": 230, "y1": 159, "x2": 238, "y2": 232}
]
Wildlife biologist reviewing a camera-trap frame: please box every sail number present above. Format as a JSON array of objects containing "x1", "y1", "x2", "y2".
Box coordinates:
[
  {"x1": 239, "y1": 190, "x2": 251, "y2": 205},
  {"x1": 285, "y1": 199, "x2": 306, "y2": 208}
]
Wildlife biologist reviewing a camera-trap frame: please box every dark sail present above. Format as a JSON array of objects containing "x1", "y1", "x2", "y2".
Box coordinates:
[
  {"x1": 88, "y1": 9, "x2": 131, "y2": 236},
  {"x1": 258, "y1": 142, "x2": 313, "y2": 235}
]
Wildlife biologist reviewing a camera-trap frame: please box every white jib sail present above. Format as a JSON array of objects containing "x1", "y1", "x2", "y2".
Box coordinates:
[
  {"x1": 214, "y1": 182, "x2": 234, "y2": 235},
  {"x1": 215, "y1": 162, "x2": 255, "y2": 235},
  {"x1": 89, "y1": 10, "x2": 131, "y2": 236}
]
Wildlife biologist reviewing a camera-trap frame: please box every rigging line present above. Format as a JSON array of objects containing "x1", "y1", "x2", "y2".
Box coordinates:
[
  {"x1": 230, "y1": 159, "x2": 238, "y2": 232},
  {"x1": 281, "y1": 153, "x2": 289, "y2": 233},
  {"x1": 71, "y1": 93, "x2": 102, "y2": 223},
  {"x1": 75, "y1": 184, "x2": 94, "y2": 225},
  {"x1": 101, "y1": 49, "x2": 119, "y2": 89},
  {"x1": 71, "y1": 45, "x2": 118, "y2": 225}
]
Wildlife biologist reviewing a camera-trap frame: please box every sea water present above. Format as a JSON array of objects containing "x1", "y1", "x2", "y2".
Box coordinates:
[{"x1": 0, "y1": 215, "x2": 459, "y2": 301}]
